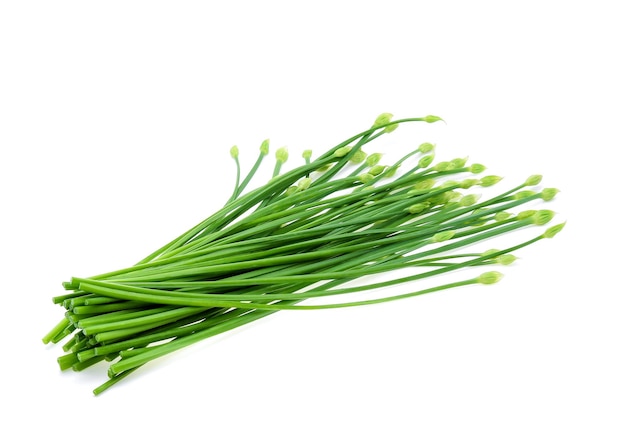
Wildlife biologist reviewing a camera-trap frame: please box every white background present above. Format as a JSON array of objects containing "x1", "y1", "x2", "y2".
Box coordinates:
[{"x1": 1, "y1": 1, "x2": 624, "y2": 446}]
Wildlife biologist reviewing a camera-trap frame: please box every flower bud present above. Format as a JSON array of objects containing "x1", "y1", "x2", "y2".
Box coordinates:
[
  {"x1": 441, "y1": 180, "x2": 460, "y2": 188},
  {"x1": 543, "y1": 222, "x2": 566, "y2": 238},
  {"x1": 450, "y1": 157, "x2": 468, "y2": 169},
  {"x1": 366, "y1": 153, "x2": 383, "y2": 167},
  {"x1": 260, "y1": 139, "x2": 270, "y2": 155},
  {"x1": 418, "y1": 142, "x2": 435, "y2": 153},
  {"x1": 418, "y1": 155, "x2": 434, "y2": 168},
  {"x1": 470, "y1": 163, "x2": 486, "y2": 174},
  {"x1": 372, "y1": 112, "x2": 393, "y2": 128},
  {"x1": 424, "y1": 115, "x2": 443, "y2": 123},
  {"x1": 297, "y1": 177, "x2": 312, "y2": 191},
  {"x1": 230, "y1": 145, "x2": 239, "y2": 159},
  {"x1": 358, "y1": 173, "x2": 374, "y2": 184},
  {"x1": 334, "y1": 145, "x2": 352, "y2": 158},
  {"x1": 302, "y1": 149, "x2": 313, "y2": 160},
  {"x1": 477, "y1": 271, "x2": 503, "y2": 285},
  {"x1": 494, "y1": 211, "x2": 512, "y2": 221},
  {"x1": 413, "y1": 179, "x2": 436, "y2": 191},
  {"x1": 350, "y1": 149, "x2": 366, "y2": 164},
  {"x1": 516, "y1": 210, "x2": 536, "y2": 220},
  {"x1": 496, "y1": 254, "x2": 517, "y2": 266},
  {"x1": 384, "y1": 165, "x2": 399, "y2": 177},
  {"x1": 432, "y1": 230, "x2": 455, "y2": 243},
  {"x1": 482, "y1": 249, "x2": 499, "y2": 257},
  {"x1": 284, "y1": 185, "x2": 298, "y2": 196},
  {"x1": 479, "y1": 175, "x2": 502, "y2": 187},
  {"x1": 408, "y1": 203, "x2": 428, "y2": 214},
  {"x1": 525, "y1": 174, "x2": 543, "y2": 186},
  {"x1": 368, "y1": 165, "x2": 385, "y2": 176},
  {"x1": 459, "y1": 194, "x2": 480, "y2": 207},
  {"x1": 433, "y1": 161, "x2": 451, "y2": 172},
  {"x1": 541, "y1": 188, "x2": 560, "y2": 201},
  {"x1": 371, "y1": 113, "x2": 398, "y2": 132},
  {"x1": 275, "y1": 147, "x2": 289, "y2": 163},
  {"x1": 458, "y1": 179, "x2": 478, "y2": 189},
  {"x1": 532, "y1": 209, "x2": 555, "y2": 226},
  {"x1": 514, "y1": 190, "x2": 535, "y2": 200}
]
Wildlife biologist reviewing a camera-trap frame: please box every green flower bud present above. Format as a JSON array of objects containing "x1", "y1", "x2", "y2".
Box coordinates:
[
  {"x1": 418, "y1": 142, "x2": 435, "y2": 153},
  {"x1": 459, "y1": 194, "x2": 480, "y2": 207},
  {"x1": 418, "y1": 155, "x2": 435, "y2": 168},
  {"x1": 543, "y1": 222, "x2": 566, "y2": 238},
  {"x1": 413, "y1": 179, "x2": 436, "y2": 191},
  {"x1": 450, "y1": 157, "x2": 468, "y2": 169},
  {"x1": 525, "y1": 174, "x2": 543, "y2": 186},
  {"x1": 284, "y1": 185, "x2": 298, "y2": 196},
  {"x1": 443, "y1": 202, "x2": 461, "y2": 210},
  {"x1": 408, "y1": 203, "x2": 428, "y2": 214},
  {"x1": 424, "y1": 115, "x2": 443, "y2": 123},
  {"x1": 297, "y1": 177, "x2": 312, "y2": 191},
  {"x1": 496, "y1": 254, "x2": 517, "y2": 266},
  {"x1": 316, "y1": 164, "x2": 331, "y2": 172},
  {"x1": 372, "y1": 112, "x2": 393, "y2": 128},
  {"x1": 260, "y1": 139, "x2": 270, "y2": 155},
  {"x1": 532, "y1": 209, "x2": 555, "y2": 226},
  {"x1": 230, "y1": 145, "x2": 239, "y2": 159},
  {"x1": 350, "y1": 149, "x2": 367, "y2": 164},
  {"x1": 459, "y1": 179, "x2": 479, "y2": 189},
  {"x1": 514, "y1": 190, "x2": 536, "y2": 200},
  {"x1": 470, "y1": 163, "x2": 486, "y2": 174},
  {"x1": 384, "y1": 123, "x2": 399, "y2": 133},
  {"x1": 275, "y1": 147, "x2": 289, "y2": 163},
  {"x1": 384, "y1": 165, "x2": 399, "y2": 177},
  {"x1": 334, "y1": 145, "x2": 352, "y2": 158},
  {"x1": 480, "y1": 175, "x2": 503, "y2": 187},
  {"x1": 433, "y1": 161, "x2": 452, "y2": 172},
  {"x1": 494, "y1": 211, "x2": 512, "y2": 221},
  {"x1": 482, "y1": 249, "x2": 500, "y2": 257},
  {"x1": 441, "y1": 180, "x2": 460, "y2": 188},
  {"x1": 516, "y1": 210, "x2": 536, "y2": 220},
  {"x1": 368, "y1": 165, "x2": 385, "y2": 176},
  {"x1": 430, "y1": 191, "x2": 453, "y2": 205},
  {"x1": 477, "y1": 271, "x2": 503, "y2": 285},
  {"x1": 302, "y1": 149, "x2": 313, "y2": 159},
  {"x1": 358, "y1": 173, "x2": 374, "y2": 184},
  {"x1": 432, "y1": 230, "x2": 455, "y2": 243},
  {"x1": 447, "y1": 191, "x2": 463, "y2": 201},
  {"x1": 366, "y1": 153, "x2": 382, "y2": 167},
  {"x1": 541, "y1": 188, "x2": 560, "y2": 201}
]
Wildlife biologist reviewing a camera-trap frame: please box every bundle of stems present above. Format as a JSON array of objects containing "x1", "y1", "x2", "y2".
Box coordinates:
[{"x1": 43, "y1": 114, "x2": 564, "y2": 394}]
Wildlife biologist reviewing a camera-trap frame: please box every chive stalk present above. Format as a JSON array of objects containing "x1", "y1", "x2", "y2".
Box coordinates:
[{"x1": 43, "y1": 113, "x2": 564, "y2": 394}]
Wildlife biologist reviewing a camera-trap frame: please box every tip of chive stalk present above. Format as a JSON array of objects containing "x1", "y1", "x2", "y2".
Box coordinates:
[
  {"x1": 366, "y1": 153, "x2": 383, "y2": 167},
  {"x1": 424, "y1": 115, "x2": 444, "y2": 123},
  {"x1": 470, "y1": 163, "x2": 486, "y2": 174},
  {"x1": 418, "y1": 142, "x2": 435, "y2": 153},
  {"x1": 230, "y1": 145, "x2": 239, "y2": 159},
  {"x1": 334, "y1": 145, "x2": 352, "y2": 158},
  {"x1": 541, "y1": 188, "x2": 560, "y2": 201},
  {"x1": 477, "y1": 271, "x2": 503, "y2": 285},
  {"x1": 372, "y1": 113, "x2": 399, "y2": 132},
  {"x1": 418, "y1": 154, "x2": 434, "y2": 168},
  {"x1": 350, "y1": 149, "x2": 367, "y2": 164},
  {"x1": 532, "y1": 209, "x2": 555, "y2": 226},
  {"x1": 543, "y1": 222, "x2": 566, "y2": 239},
  {"x1": 260, "y1": 139, "x2": 270, "y2": 155},
  {"x1": 275, "y1": 147, "x2": 289, "y2": 163},
  {"x1": 479, "y1": 175, "x2": 503, "y2": 187},
  {"x1": 525, "y1": 174, "x2": 543, "y2": 186}
]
